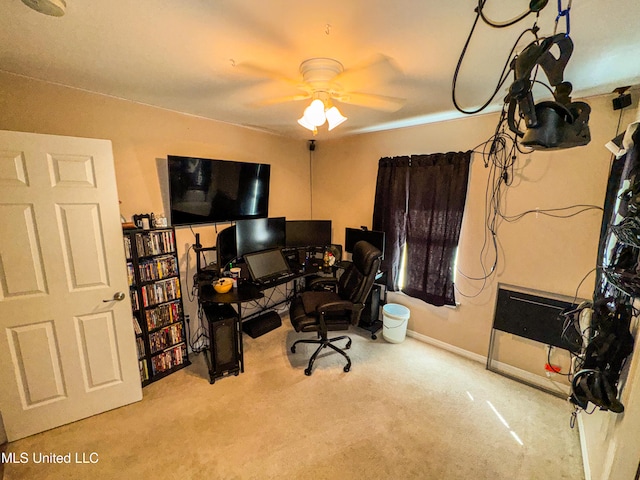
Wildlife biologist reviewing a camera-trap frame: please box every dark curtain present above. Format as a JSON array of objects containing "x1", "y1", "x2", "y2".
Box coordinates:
[
  {"x1": 372, "y1": 156, "x2": 409, "y2": 291},
  {"x1": 373, "y1": 151, "x2": 471, "y2": 306}
]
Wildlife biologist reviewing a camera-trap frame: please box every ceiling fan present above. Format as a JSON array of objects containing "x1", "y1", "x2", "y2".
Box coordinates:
[{"x1": 237, "y1": 56, "x2": 406, "y2": 133}]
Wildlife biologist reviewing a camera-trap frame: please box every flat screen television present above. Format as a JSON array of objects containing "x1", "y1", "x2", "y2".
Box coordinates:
[
  {"x1": 236, "y1": 217, "x2": 286, "y2": 258},
  {"x1": 285, "y1": 220, "x2": 332, "y2": 247},
  {"x1": 168, "y1": 155, "x2": 270, "y2": 226},
  {"x1": 345, "y1": 227, "x2": 385, "y2": 259}
]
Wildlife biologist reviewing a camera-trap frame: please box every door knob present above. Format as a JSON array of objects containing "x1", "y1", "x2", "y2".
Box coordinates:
[{"x1": 103, "y1": 292, "x2": 126, "y2": 302}]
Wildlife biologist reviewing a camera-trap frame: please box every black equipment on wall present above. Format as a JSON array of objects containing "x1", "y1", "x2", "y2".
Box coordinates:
[
  {"x1": 493, "y1": 288, "x2": 582, "y2": 353},
  {"x1": 570, "y1": 300, "x2": 634, "y2": 413},
  {"x1": 570, "y1": 127, "x2": 640, "y2": 413}
]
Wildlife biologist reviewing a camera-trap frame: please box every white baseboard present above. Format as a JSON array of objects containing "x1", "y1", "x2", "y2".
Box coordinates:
[
  {"x1": 406, "y1": 329, "x2": 571, "y2": 397},
  {"x1": 576, "y1": 411, "x2": 592, "y2": 480},
  {"x1": 406, "y1": 329, "x2": 486, "y2": 363}
]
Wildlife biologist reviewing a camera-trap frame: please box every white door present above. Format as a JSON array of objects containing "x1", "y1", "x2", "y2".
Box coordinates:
[{"x1": 0, "y1": 130, "x2": 142, "y2": 442}]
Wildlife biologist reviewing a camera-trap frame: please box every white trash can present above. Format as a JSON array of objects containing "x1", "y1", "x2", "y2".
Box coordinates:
[{"x1": 382, "y1": 303, "x2": 410, "y2": 343}]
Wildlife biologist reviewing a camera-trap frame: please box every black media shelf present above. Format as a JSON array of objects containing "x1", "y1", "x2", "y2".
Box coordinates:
[{"x1": 123, "y1": 227, "x2": 190, "y2": 386}]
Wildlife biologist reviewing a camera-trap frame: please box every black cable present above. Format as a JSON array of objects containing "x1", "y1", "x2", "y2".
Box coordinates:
[
  {"x1": 456, "y1": 107, "x2": 601, "y2": 298},
  {"x1": 309, "y1": 147, "x2": 314, "y2": 218},
  {"x1": 451, "y1": 9, "x2": 540, "y2": 115},
  {"x1": 188, "y1": 304, "x2": 209, "y2": 354},
  {"x1": 499, "y1": 205, "x2": 603, "y2": 222},
  {"x1": 615, "y1": 106, "x2": 624, "y2": 139},
  {"x1": 185, "y1": 244, "x2": 196, "y2": 302},
  {"x1": 477, "y1": 0, "x2": 542, "y2": 28},
  {"x1": 457, "y1": 113, "x2": 517, "y2": 289}
]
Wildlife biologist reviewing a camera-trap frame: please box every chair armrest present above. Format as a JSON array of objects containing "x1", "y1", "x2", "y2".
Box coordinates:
[
  {"x1": 316, "y1": 300, "x2": 359, "y2": 331},
  {"x1": 306, "y1": 276, "x2": 338, "y2": 291},
  {"x1": 315, "y1": 300, "x2": 354, "y2": 314}
]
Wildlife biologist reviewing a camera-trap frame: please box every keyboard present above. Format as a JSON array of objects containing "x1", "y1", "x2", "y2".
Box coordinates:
[{"x1": 254, "y1": 271, "x2": 296, "y2": 287}]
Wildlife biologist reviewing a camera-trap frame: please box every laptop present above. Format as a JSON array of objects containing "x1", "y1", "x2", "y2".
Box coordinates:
[{"x1": 244, "y1": 248, "x2": 294, "y2": 286}]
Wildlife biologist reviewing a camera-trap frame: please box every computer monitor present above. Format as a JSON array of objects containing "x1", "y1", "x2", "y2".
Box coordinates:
[
  {"x1": 216, "y1": 226, "x2": 237, "y2": 270},
  {"x1": 345, "y1": 227, "x2": 385, "y2": 259},
  {"x1": 236, "y1": 217, "x2": 286, "y2": 258},
  {"x1": 244, "y1": 248, "x2": 291, "y2": 282},
  {"x1": 285, "y1": 220, "x2": 332, "y2": 247}
]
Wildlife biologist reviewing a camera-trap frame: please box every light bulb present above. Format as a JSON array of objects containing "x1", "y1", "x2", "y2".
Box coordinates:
[
  {"x1": 297, "y1": 116, "x2": 316, "y2": 132},
  {"x1": 326, "y1": 106, "x2": 347, "y2": 130},
  {"x1": 303, "y1": 99, "x2": 326, "y2": 127}
]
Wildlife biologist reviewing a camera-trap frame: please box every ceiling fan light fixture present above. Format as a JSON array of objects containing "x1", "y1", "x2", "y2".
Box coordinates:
[
  {"x1": 326, "y1": 106, "x2": 347, "y2": 131},
  {"x1": 303, "y1": 99, "x2": 326, "y2": 127},
  {"x1": 297, "y1": 115, "x2": 316, "y2": 132}
]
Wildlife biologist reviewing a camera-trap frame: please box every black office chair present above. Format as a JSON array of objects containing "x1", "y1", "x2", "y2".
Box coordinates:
[{"x1": 289, "y1": 240, "x2": 382, "y2": 375}]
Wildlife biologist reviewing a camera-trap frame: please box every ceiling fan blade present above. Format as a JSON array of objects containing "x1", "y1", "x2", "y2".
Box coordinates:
[
  {"x1": 233, "y1": 62, "x2": 301, "y2": 88},
  {"x1": 334, "y1": 54, "x2": 403, "y2": 91},
  {"x1": 336, "y1": 92, "x2": 405, "y2": 112},
  {"x1": 252, "y1": 94, "x2": 311, "y2": 107}
]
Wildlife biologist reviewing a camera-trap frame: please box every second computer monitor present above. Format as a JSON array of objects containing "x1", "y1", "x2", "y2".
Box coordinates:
[
  {"x1": 345, "y1": 227, "x2": 385, "y2": 258},
  {"x1": 285, "y1": 220, "x2": 332, "y2": 248},
  {"x1": 236, "y1": 217, "x2": 286, "y2": 258},
  {"x1": 216, "y1": 225, "x2": 237, "y2": 270}
]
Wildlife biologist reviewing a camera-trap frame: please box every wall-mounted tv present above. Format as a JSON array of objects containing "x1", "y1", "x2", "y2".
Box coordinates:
[{"x1": 168, "y1": 155, "x2": 271, "y2": 226}]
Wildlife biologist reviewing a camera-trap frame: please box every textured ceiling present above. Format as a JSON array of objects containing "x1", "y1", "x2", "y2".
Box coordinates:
[{"x1": 1, "y1": 0, "x2": 639, "y2": 139}]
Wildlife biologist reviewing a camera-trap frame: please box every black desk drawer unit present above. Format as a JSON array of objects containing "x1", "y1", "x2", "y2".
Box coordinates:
[{"x1": 203, "y1": 303, "x2": 243, "y2": 384}]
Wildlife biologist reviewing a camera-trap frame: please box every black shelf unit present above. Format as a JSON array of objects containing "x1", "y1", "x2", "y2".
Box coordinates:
[{"x1": 124, "y1": 227, "x2": 190, "y2": 386}]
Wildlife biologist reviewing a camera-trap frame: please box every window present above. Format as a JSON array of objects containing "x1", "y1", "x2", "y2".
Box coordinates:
[{"x1": 373, "y1": 152, "x2": 471, "y2": 306}]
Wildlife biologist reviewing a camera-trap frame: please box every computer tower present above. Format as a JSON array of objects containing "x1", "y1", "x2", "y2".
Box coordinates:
[
  {"x1": 359, "y1": 284, "x2": 381, "y2": 326},
  {"x1": 203, "y1": 303, "x2": 242, "y2": 384}
]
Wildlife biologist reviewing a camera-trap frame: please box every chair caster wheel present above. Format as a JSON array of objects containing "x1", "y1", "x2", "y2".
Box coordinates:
[
  {"x1": 371, "y1": 334, "x2": 377, "y2": 340},
  {"x1": 304, "y1": 368, "x2": 312, "y2": 376},
  {"x1": 291, "y1": 346, "x2": 296, "y2": 353},
  {"x1": 344, "y1": 365, "x2": 351, "y2": 373}
]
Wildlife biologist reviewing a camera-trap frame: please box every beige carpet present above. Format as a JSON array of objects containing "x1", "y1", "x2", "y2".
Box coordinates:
[{"x1": 3, "y1": 316, "x2": 584, "y2": 479}]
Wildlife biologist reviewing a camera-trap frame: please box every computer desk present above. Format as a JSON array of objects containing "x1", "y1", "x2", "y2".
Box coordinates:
[{"x1": 196, "y1": 262, "x2": 335, "y2": 384}]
